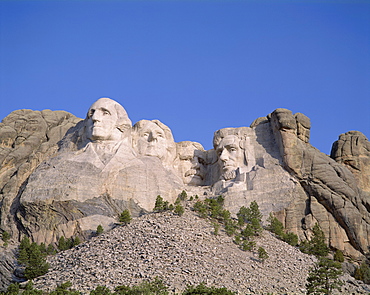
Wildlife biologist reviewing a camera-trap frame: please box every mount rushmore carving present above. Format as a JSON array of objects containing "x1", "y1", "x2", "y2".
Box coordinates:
[{"x1": 0, "y1": 97, "x2": 369, "y2": 262}]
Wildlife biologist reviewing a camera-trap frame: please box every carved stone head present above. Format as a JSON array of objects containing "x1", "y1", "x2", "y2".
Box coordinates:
[
  {"x1": 132, "y1": 119, "x2": 176, "y2": 167},
  {"x1": 175, "y1": 141, "x2": 206, "y2": 186},
  {"x1": 85, "y1": 98, "x2": 132, "y2": 142},
  {"x1": 213, "y1": 127, "x2": 255, "y2": 180}
]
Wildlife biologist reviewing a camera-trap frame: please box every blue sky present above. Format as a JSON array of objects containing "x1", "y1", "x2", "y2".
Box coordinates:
[{"x1": 0, "y1": 0, "x2": 369, "y2": 154}]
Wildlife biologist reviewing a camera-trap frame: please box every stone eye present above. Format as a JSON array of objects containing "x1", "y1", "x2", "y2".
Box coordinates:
[{"x1": 88, "y1": 109, "x2": 95, "y2": 117}]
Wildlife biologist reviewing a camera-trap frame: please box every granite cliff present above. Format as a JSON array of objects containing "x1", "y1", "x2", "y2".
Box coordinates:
[{"x1": 0, "y1": 98, "x2": 369, "y2": 291}]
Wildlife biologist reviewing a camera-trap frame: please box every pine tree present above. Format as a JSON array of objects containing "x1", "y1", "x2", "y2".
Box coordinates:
[
  {"x1": 96, "y1": 225, "x2": 104, "y2": 235},
  {"x1": 266, "y1": 213, "x2": 284, "y2": 238},
  {"x1": 258, "y1": 247, "x2": 269, "y2": 263},
  {"x1": 154, "y1": 195, "x2": 164, "y2": 212},
  {"x1": 23, "y1": 242, "x2": 49, "y2": 280},
  {"x1": 300, "y1": 223, "x2": 329, "y2": 257},
  {"x1": 119, "y1": 209, "x2": 132, "y2": 225},
  {"x1": 18, "y1": 237, "x2": 31, "y2": 265},
  {"x1": 174, "y1": 204, "x2": 184, "y2": 216},
  {"x1": 306, "y1": 257, "x2": 343, "y2": 295}
]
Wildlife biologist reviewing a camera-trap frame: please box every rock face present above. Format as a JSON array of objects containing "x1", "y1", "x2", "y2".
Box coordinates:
[
  {"x1": 331, "y1": 130, "x2": 370, "y2": 193},
  {"x1": 0, "y1": 110, "x2": 81, "y2": 235},
  {"x1": 268, "y1": 109, "x2": 370, "y2": 258},
  {"x1": 0, "y1": 99, "x2": 369, "y2": 291}
]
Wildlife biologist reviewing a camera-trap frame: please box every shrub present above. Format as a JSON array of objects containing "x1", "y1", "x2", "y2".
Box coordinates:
[
  {"x1": 174, "y1": 204, "x2": 185, "y2": 216},
  {"x1": 224, "y1": 220, "x2": 237, "y2": 236},
  {"x1": 115, "y1": 277, "x2": 169, "y2": 295},
  {"x1": 90, "y1": 286, "x2": 112, "y2": 295},
  {"x1": 179, "y1": 190, "x2": 188, "y2": 201},
  {"x1": 2, "y1": 231, "x2": 10, "y2": 247},
  {"x1": 258, "y1": 247, "x2": 269, "y2": 262},
  {"x1": 96, "y1": 225, "x2": 104, "y2": 236},
  {"x1": 4, "y1": 281, "x2": 43, "y2": 295},
  {"x1": 333, "y1": 249, "x2": 344, "y2": 263},
  {"x1": 241, "y1": 240, "x2": 256, "y2": 252},
  {"x1": 119, "y1": 209, "x2": 132, "y2": 225},
  {"x1": 49, "y1": 281, "x2": 80, "y2": 295},
  {"x1": 354, "y1": 261, "x2": 370, "y2": 284},
  {"x1": 213, "y1": 222, "x2": 220, "y2": 235},
  {"x1": 283, "y1": 232, "x2": 299, "y2": 246},
  {"x1": 182, "y1": 282, "x2": 235, "y2": 295}
]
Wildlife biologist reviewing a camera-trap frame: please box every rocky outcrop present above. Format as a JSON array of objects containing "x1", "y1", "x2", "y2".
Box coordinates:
[
  {"x1": 0, "y1": 110, "x2": 81, "y2": 237},
  {"x1": 268, "y1": 108, "x2": 370, "y2": 257},
  {"x1": 0, "y1": 101, "x2": 369, "y2": 291},
  {"x1": 0, "y1": 247, "x2": 18, "y2": 291},
  {"x1": 331, "y1": 131, "x2": 370, "y2": 193}
]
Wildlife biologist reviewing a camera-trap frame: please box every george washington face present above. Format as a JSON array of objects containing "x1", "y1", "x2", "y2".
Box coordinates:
[{"x1": 86, "y1": 98, "x2": 123, "y2": 142}]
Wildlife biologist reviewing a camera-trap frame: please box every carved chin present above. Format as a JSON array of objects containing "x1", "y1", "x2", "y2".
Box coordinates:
[{"x1": 222, "y1": 170, "x2": 237, "y2": 181}]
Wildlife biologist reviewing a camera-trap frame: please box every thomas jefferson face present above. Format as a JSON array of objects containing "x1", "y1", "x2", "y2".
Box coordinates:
[
  {"x1": 216, "y1": 135, "x2": 246, "y2": 179},
  {"x1": 86, "y1": 99, "x2": 120, "y2": 142},
  {"x1": 136, "y1": 121, "x2": 168, "y2": 160},
  {"x1": 177, "y1": 146, "x2": 206, "y2": 186}
]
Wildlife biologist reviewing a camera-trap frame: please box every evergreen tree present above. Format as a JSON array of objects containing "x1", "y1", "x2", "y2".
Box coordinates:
[
  {"x1": 266, "y1": 213, "x2": 284, "y2": 238},
  {"x1": 2, "y1": 231, "x2": 10, "y2": 247},
  {"x1": 182, "y1": 282, "x2": 235, "y2": 295},
  {"x1": 306, "y1": 257, "x2": 343, "y2": 295},
  {"x1": 73, "y1": 236, "x2": 81, "y2": 247},
  {"x1": 18, "y1": 237, "x2": 31, "y2": 265},
  {"x1": 90, "y1": 286, "x2": 112, "y2": 295},
  {"x1": 174, "y1": 204, "x2": 185, "y2": 216},
  {"x1": 300, "y1": 223, "x2": 329, "y2": 257},
  {"x1": 237, "y1": 201, "x2": 262, "y2": 235},
  {"x1": 354, "y1": 261, "x2": 370, "y2": 284},
  {"x1": 23, "y1": 242, "x2": 49, "y2": 280},
  {"x1": 154, "y1": 195, "x2": 164, "y2": 212},
  {"x1": 119, "y1": 209, "x2": 132, "y2": 225},
  {"x1": 49, "y1": 281, "x2": 80, "y2": 295},
  {"x1": 283, "y1": 232, "x2": 299, "y2": 247},
  {"x1": 258, "y1": 247, "x2": 269, "y2": 263},
  {"x1": 333, "y1": 249, "x2": 344, "y2": 263},
  {"x1": 58, "y1": 236, "x2": 68, "y2": 251},
  {"x1": 96, "y1": 225, "x2": 104, "y2": 236}
]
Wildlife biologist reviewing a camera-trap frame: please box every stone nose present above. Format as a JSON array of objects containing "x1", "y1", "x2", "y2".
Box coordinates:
[
  {"x1": 148, "y1": 132, "x2": 157, "y2": 142},
  {"x1": 91, "y1": 111, "x2": 102, "y2": 123},
  {"x1": 219, "y1": 149, "x2": 229, "y2": 162}
]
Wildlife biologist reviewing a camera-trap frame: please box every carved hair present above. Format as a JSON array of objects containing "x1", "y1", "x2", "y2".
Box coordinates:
[{"x1": 213, "y1": 127, "x2": 250, "y2": 150}]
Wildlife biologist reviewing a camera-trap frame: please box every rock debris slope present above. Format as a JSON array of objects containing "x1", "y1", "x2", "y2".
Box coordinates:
[{"x1": 34, "y1": 210, "x2": 315, "y2": 294}]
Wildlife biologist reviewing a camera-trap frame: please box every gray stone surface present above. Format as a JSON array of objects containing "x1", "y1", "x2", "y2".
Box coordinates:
[
  {"x1": 331, "y1": 130, "x2": 370, "y2": 193},
  {"x1": 0, "y1": 99, "x2": 369, "y2": 291}
]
